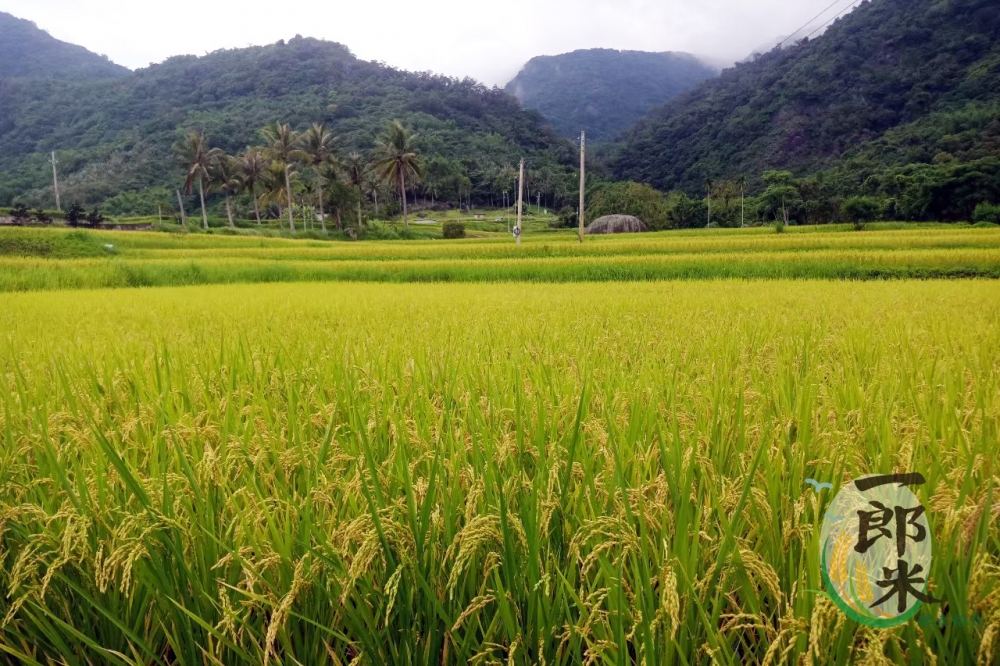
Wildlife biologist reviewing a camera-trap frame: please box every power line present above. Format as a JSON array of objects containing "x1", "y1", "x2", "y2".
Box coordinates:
[
  {"x1": 804, "y1": 0, "x2": 865, "y2": 40},
  {"x1": 778, "y1": 0, "x2": 856, "y2": 48}
]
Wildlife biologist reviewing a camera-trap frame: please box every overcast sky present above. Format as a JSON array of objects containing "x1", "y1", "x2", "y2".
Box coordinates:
[{"x1": 2, "y1": 0, "x2": 861, "y2": 86}]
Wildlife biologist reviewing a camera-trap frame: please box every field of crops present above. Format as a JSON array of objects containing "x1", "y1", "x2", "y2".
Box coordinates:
[
  {"x1": 2, "y1": 223, "x2": 1000, "y2": 291},
  {"x1": 1, "y1": 279, "x2": 999, "y2": 664}
]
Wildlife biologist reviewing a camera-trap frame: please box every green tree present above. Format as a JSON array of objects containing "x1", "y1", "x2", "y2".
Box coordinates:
[
  {"x1": 261, "y1": 160, "x2": 299, "y2": 226},
  {"x1": 760, "y1": 171, "x2": 802, "y2": 225},
  {"x1": 66, "y1": 203, "x2": 84, "y2": 227},
  {"x1": 176, "y1": 131, "x2": 221, "y2": 230},
  {"x1": 299, "y1": 123, "x2": 338, "y2": 234},
  {"x1": 736, "y1": 174, "x2": 749, "y2": 227},
  {"x1": 498, "y1": 163, "x2": 517, "y2": 214},
  {"x1": 973, "y1": 202, "x2": 1000, "y2": 224},
  {"x1": 324, "y1": 176, "x2": 358, "y2": 232},
  {"x1": 664, "y1": 191, "x2": 705, "y2": 229},
  {"x1": 86, "y1": 206, "x2": 104, "y2": 228},
  {"x1": 209, "y1": 154, "x2": 241, "y2": 228},
  {"x1": 371, "y1": 121, "x2": 422, "y2": 229},
  {"x1": 261, "y1": 122, "x2": 304, "y2": 233},
  {"x1": 238, "y1": 147, "x2": 267, "y2": 226},
  {"x1": 32, "y1": 208, "x2": 52, "y2": 225},
  {"x1": 587, "y1": 181, "x2": 670, "y2": 230},
  {"x1": 344, "y1": 152, "x2": 368, "y2": 228},
  {"x1": 10, "y1": 203, "x2": 29, "y2": 225},
  {"x1": 841, "y1": 196, "x2": 883, "y2": 230}
]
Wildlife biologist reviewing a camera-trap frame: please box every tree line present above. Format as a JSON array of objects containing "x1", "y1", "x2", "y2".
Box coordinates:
[
  {"x1": 176, "y1": 120, "x2": 425, "y2": 233},
  {"x1": 173, "y1": 118, "x2": 590, "y2": 233},
  {"x1": 581, "y1": 164, "x2": 1000, "y2": 231}
]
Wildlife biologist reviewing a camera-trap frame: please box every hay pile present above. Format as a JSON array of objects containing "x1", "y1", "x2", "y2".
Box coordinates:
[{"x1": 585, "y1": 215, "x2": 648, "y2": 235}]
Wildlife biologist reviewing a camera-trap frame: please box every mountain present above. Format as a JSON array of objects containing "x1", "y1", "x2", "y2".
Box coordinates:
[
  {"x1": 0, "y1": 33, "x2": 580, "y2": 212},
  {"x1": 0, "y1": 12, "x2": 128, "y2": 80},
  {"x1": 505, "y1": 49, "x2": 717, "y2": 142},
  {"x1": 611, "y1": 0, "x2": 1000, "y2": 199}
]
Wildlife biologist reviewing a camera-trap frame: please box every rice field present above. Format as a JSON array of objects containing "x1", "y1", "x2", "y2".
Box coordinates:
[
  {"x1": 1, "y1": 280, "x2": 999, "y2": 664},
  {"x1": 2, "y1": 223, "x2": 1000, "y2": 291}
]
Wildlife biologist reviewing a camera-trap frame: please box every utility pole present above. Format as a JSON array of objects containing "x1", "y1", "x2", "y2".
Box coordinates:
[
  {"x1": 176, "y1": 189, "x2": 187, "y2": 226},
  {"x1": 578, "y1": 132, "x2": 586, "y2": 243},
  {"x1": 50, "y1": 152, "x2": 61, "y2": 212},
  {"x1": 516, "y1": 158, "x2": 525, "y2": 246}
]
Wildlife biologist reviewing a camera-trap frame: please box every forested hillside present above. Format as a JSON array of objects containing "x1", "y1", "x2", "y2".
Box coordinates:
[
  {"x1": 0, "y1": 12, "x2": 127, "y2": 81},
  {"x1": 611, "y1": 0, "x2": 1000, "y2": 217},
  {"x1": 0, "y1": 35, "x2": 579, "y2": 211},
  {"x1": 506, "y1": 49, "x2": 716, "y2": 142}
]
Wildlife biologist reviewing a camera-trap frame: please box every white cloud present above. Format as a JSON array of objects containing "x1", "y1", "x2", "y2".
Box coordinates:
[{"x1": 1, "y1": 0, "x2": 861, "y2": 85}]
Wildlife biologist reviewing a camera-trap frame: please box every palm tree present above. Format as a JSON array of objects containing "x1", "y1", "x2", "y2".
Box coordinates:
[
  {"x1": 498, "y1": 163, "x2": 517, "y2": 220},
  {"x1": 299, "y1": 180, "x2": 316, "y2": 231},
  {"x1": 261, "y1": 161, "x2": 298, "y2": 228},
  {"x1": 260, "y1": 122, "x2": 304, "y2": 232},
  {"x1": 736, "y1": 174, "x2": 749, "y2": 228},
  {"x1": 209, "y1": 154, "x2": 241, "y2": 228},
  {"x1": 345, "y1": 152, "x2": 368, "y2": 229},
  {"x1": 238, "y1": 148, "x2": 267, "y2": 225},
  {"x1": 176, "y1": 131, "x2": 221, "y2": 230},
  {"x1": 363, "y1": 173, "x2": 384, "y2": 218},
  {"x1": 299, "y1": 123, "x2": 338, "y2": 234},
  {"x1": 371, "y1": 121, "x2": 422, "y2": 229},
  {"x1": 705, "y1": 178, "x2": 714, "y2": 228}
]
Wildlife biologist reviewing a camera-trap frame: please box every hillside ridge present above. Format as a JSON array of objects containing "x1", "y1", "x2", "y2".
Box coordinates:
[
  {"x1": 505, "y1": 48, "x2": 717, "y2": 142},
  {"x1": 0, "y1": 11, "x2": 128, "y2": 80}
]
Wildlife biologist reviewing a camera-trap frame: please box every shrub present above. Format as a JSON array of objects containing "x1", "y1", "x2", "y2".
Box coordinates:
[
  {"x1": 87, "y1": 207, "x2": 105, "y2": 228},
  {"x1": 33, "y1": 208, "x2": 53, "y2": 225},
  {"x1": 842, "y1": 196, "x2": 883, "y2": 230},
  {"x1": 66, "y1": 203, "x2": 85, "y2": 228},
  {"x1": 556, "y1": 207, "x2": 578, "y2": 229},
  {"x1": 10, "y1": 203, "x2": 30, "y2": 225},
  {"x1": 443, "y1": 222, "x2": 466, "y2": 239},
  {"x1": 972, "y1": 203, "x2": 1000, "y2": 224}
]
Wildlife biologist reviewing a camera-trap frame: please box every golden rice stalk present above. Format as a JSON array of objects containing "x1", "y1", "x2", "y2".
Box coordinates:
[
  {"x1": 383, "y1": 564, "x2": 403, "y2": 627},
  {"x1": 855, "y1": 560, "x2": 875, "y2": 606},
  {"x1": 829, "y1": 530, "x2": 852, "y2": 591},
  {"x1": 981, "y1": 621, "x2": 998, "y2": 666},
  {"x1": 857, "y1": 628, "x2": 897, "y2": 666},
  {"x1": 264, "y1": 555, "x2": 312, "y2": 666},
  {"x1": 452, "y1": 594, "x2": 496, "y2": 633}
]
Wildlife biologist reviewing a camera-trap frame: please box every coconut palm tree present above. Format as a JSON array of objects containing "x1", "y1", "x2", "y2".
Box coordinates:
[
  {"x1": 209, "y1": 154, "x2": 242, "y2": 228},
  {"x1": 371, "y1": 121, "x2": 422, "y2": 229},
  {"x1": 176, "y1": 131, "x2": 221, "y2": 230},
  {"x1": 260, "y1": 122, "x2": 304, "y2": 233},
  {"x1": 498, "y1": 163, "x2": 517, "y2": 219},
  {"x1": 299, "y1": 124, "x2": 338, "y2": 234},
  {"x1": 238, "y1": 147, "x2": 267, "y2": 225},
  {"x1": 363, "y1": 172, "x2": 386, "y2": 218},
  {"x1": 345, "y1": 152, "x2": 368, "y2": 229},
  {"x1": 736, "y1": 174, "x2": 749, "y2": 228},
  {"x1": 261, "y1": 161, "x2": 299, "y2": 228}
]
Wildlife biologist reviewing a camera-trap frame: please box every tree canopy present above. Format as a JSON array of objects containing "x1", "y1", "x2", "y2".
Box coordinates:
[
  {"x1": 0, "y1": 35, "x2": 579, "y2": 210},
  {"x1": 611, "y1": 0, "x2": 1000, "y2": 210}
]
